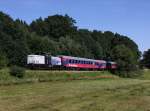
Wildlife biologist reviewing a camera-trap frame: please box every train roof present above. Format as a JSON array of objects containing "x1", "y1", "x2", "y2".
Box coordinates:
[
  {"x1": 27, "y1": 54, "x2": 45, "y2": 57},
  {"x1": 58, "y1": 55, "x2": 106, "y2": 63}
]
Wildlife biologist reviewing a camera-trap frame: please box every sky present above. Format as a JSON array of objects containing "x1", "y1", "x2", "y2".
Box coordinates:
[{"x1": 0, "y1": 0, "x2": 149, "y2": 52}]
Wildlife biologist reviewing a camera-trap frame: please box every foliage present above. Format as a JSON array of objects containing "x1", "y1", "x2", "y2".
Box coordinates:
[
  {"x1": 0, "y1": 69, "x2": 118, "y2": 85},
  {"x1": 111, "y1": 45, "x2": 138, "y2": 77},
  {"x1": 0, "y1": 12, "x2": 29, "y2": 66},
  {"x1": 0, "y1": 11, "x2": 141, "y2": 77},
  {"x1": 30, "y1": 14, "x2": 77, "y2": 39},
  {"x1": 141, "y1": 49, "x2": 150, "y2": 68},
  {"x1": 9, "y1": 66, "x2": 25, "y2": 78},
  {"x1": 0, "y1": 51, "x2": 8, "y2": 69}
]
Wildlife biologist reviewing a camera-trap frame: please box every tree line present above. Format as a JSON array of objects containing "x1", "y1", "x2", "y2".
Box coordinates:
[
  {"x1": 141, "y1": 49, "x2": 150, "y2": 69},
  {"x1": 0, "y1": 11, "x2": 142, "y2": 77}
]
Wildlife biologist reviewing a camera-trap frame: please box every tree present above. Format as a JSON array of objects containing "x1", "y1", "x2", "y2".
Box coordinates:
[
  {"x1": 30, "y1": 14, "x2": 77, "y2": 39},
  {"x1": 141, "y1": 49, "x2": 150, "y2": 68},
  {"x1": 27, "y1": 33, "x2": 58, "y2": 55},
  {"x1": 0, "y1": 11, "x2": 141, "y2": 73},
  {"x1": 112, "y1": 33, "x2": 141, "y2": 60},
  {"x1": 0, "y1": 12, "x2": 30, "y2": 66},
  {"x1": 111, "y1": 45, "x2": 137, "y2": 77},
  {"x1": 0, "y1": 50, "x2": 8, "y2": 69},
  {"x1": 58, "y1": 36, "x2": 86, "y2": 57}
]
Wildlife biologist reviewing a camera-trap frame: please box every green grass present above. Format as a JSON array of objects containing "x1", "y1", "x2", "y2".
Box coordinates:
[
  {"x1": 0, "y1": 68, "x2": 118, "y2": 85},
  {"x1": 139, "y1": 69, "x2": 150, "y2": 80},
  {"x1": 0, "y1": 69, "x2": 150, "y2": 111},
  {"x1": 0, "y1": 79, "x2": 150, "y2": 111}
]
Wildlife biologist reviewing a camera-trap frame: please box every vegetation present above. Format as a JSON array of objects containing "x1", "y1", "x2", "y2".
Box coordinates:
[
  {"x1": 138, "y1": 69, "x2": 150, "y2": 80},
  {"x1": 0, "y1": 77, "x2": 150, "y2": 111},
  {"x1": 0, "y1": 11, "x2": 141, "y2": 76},
  {"x1": 141, "y1": 49, "x2": 150, "y2": 68},
  {"x1": 0, "y1": 69, "x2": 118, "y2": 85},
  {"x1": 111, "y1": 45, "x2": 138, "y2": 77},
  {"x1": 0, "y1": 51, "x2": 8, "y2": 69},
  {"x1": 0, "y1": 69, "x2": 149, "y2": 111},
  {"x1": 9, "y1": 66, "x2": 25, "y2": 78},
  {"x1": 0, "y1": 8, "x2": 149, "y2": 111}
]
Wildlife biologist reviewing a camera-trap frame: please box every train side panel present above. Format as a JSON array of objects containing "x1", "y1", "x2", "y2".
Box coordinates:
[
  {"x1": 27, "y1": 55, "x2": 50, "y2": 68},
  {"x1": 27, "y1": 55, "x2": 117, "y2": 70},
  {"x1": 59, "y1": 56, "x2": 106, "y2": 70}
]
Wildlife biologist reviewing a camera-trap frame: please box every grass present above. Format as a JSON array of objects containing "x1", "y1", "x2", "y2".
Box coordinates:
[
  {"x1": 0, "y1": 69, "x2": 150, "y2": 111},
  {"x1": 0, "y1": 68, "x2": 118, "y2": 85},
  {"x1": 139, "y1": 69, "x2": 150, "y2": 80},
  {"x1": 0, "y1": 79, "x2": 150, "y2": 111}
]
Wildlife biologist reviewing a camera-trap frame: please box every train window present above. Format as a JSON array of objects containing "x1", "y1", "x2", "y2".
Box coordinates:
[
  {"x1": 74, "y1": 60, "x2": 77, "y2": 63},
  {"x1": 72, "y1": 60, "x2": 74, "y2": 64},
  {"x1": 76, "y1": 60, "x2": 79, "y2": 64},
  {"x1": 73, "y1": 60, "x2": 75, "y2": 63},
  {"x1": 75, "y1": 60, "x2": 78, "y2": 63},
  {"x1": 69, "y1": 59, "x2": 72, "y2": 63},
  {"x1": 71, "y1": 60, "x2": 73, "y2": 63}
]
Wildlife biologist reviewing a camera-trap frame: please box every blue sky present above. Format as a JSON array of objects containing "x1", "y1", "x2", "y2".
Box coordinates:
[{"x1": 0, "y1": 0, "x2": 149, "y2": 52}]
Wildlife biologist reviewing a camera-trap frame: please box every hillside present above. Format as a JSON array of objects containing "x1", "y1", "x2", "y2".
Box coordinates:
[{"x1": 0, "y1": 11, "x2": 141, "y2": 76}]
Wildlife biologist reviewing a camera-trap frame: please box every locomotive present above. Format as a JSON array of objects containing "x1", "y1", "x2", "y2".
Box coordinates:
[{"x1": 27, "y1": 54, "x2": 117, "y2": 70}]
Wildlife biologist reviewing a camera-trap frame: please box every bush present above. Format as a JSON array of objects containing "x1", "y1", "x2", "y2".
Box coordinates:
[
  {"x1": 111, "y1": 45, "x2": 139, "y2": 78},
  {"x1": 0, "y1": 53, "x2": 8, "y2": 69},
  {"x1": 9, "y1": 66, "x2": 25, "y2": 78}
]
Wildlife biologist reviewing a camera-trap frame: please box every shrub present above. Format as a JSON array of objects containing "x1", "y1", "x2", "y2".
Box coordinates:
[
  {"x1": 0, "y1": 52, "x2": 8, "y2": 69},
  {"x1": 111, "y1": 45, "x2": 139, "y2": 77},
  {"x1": 9, "y1": 66, "x2": 25, "y2": 78}
]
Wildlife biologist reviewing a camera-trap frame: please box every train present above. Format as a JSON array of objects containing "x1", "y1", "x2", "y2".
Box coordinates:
[{"x1": 27, "y1": 54, "x2": 117, "y2": 70}]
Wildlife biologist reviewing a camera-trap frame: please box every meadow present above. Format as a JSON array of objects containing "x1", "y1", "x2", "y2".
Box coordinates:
[
  {"x1": 0, "y1": 69, "x2": 118, "y2": 85},
  {"x1": 0, "y1": 69, "x2": 150, "y2": 111}
]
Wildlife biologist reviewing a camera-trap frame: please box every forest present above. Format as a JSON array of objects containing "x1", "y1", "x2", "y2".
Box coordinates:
[{"x1": 0, "y1": 11, "x2": 143, "y2": 77}]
